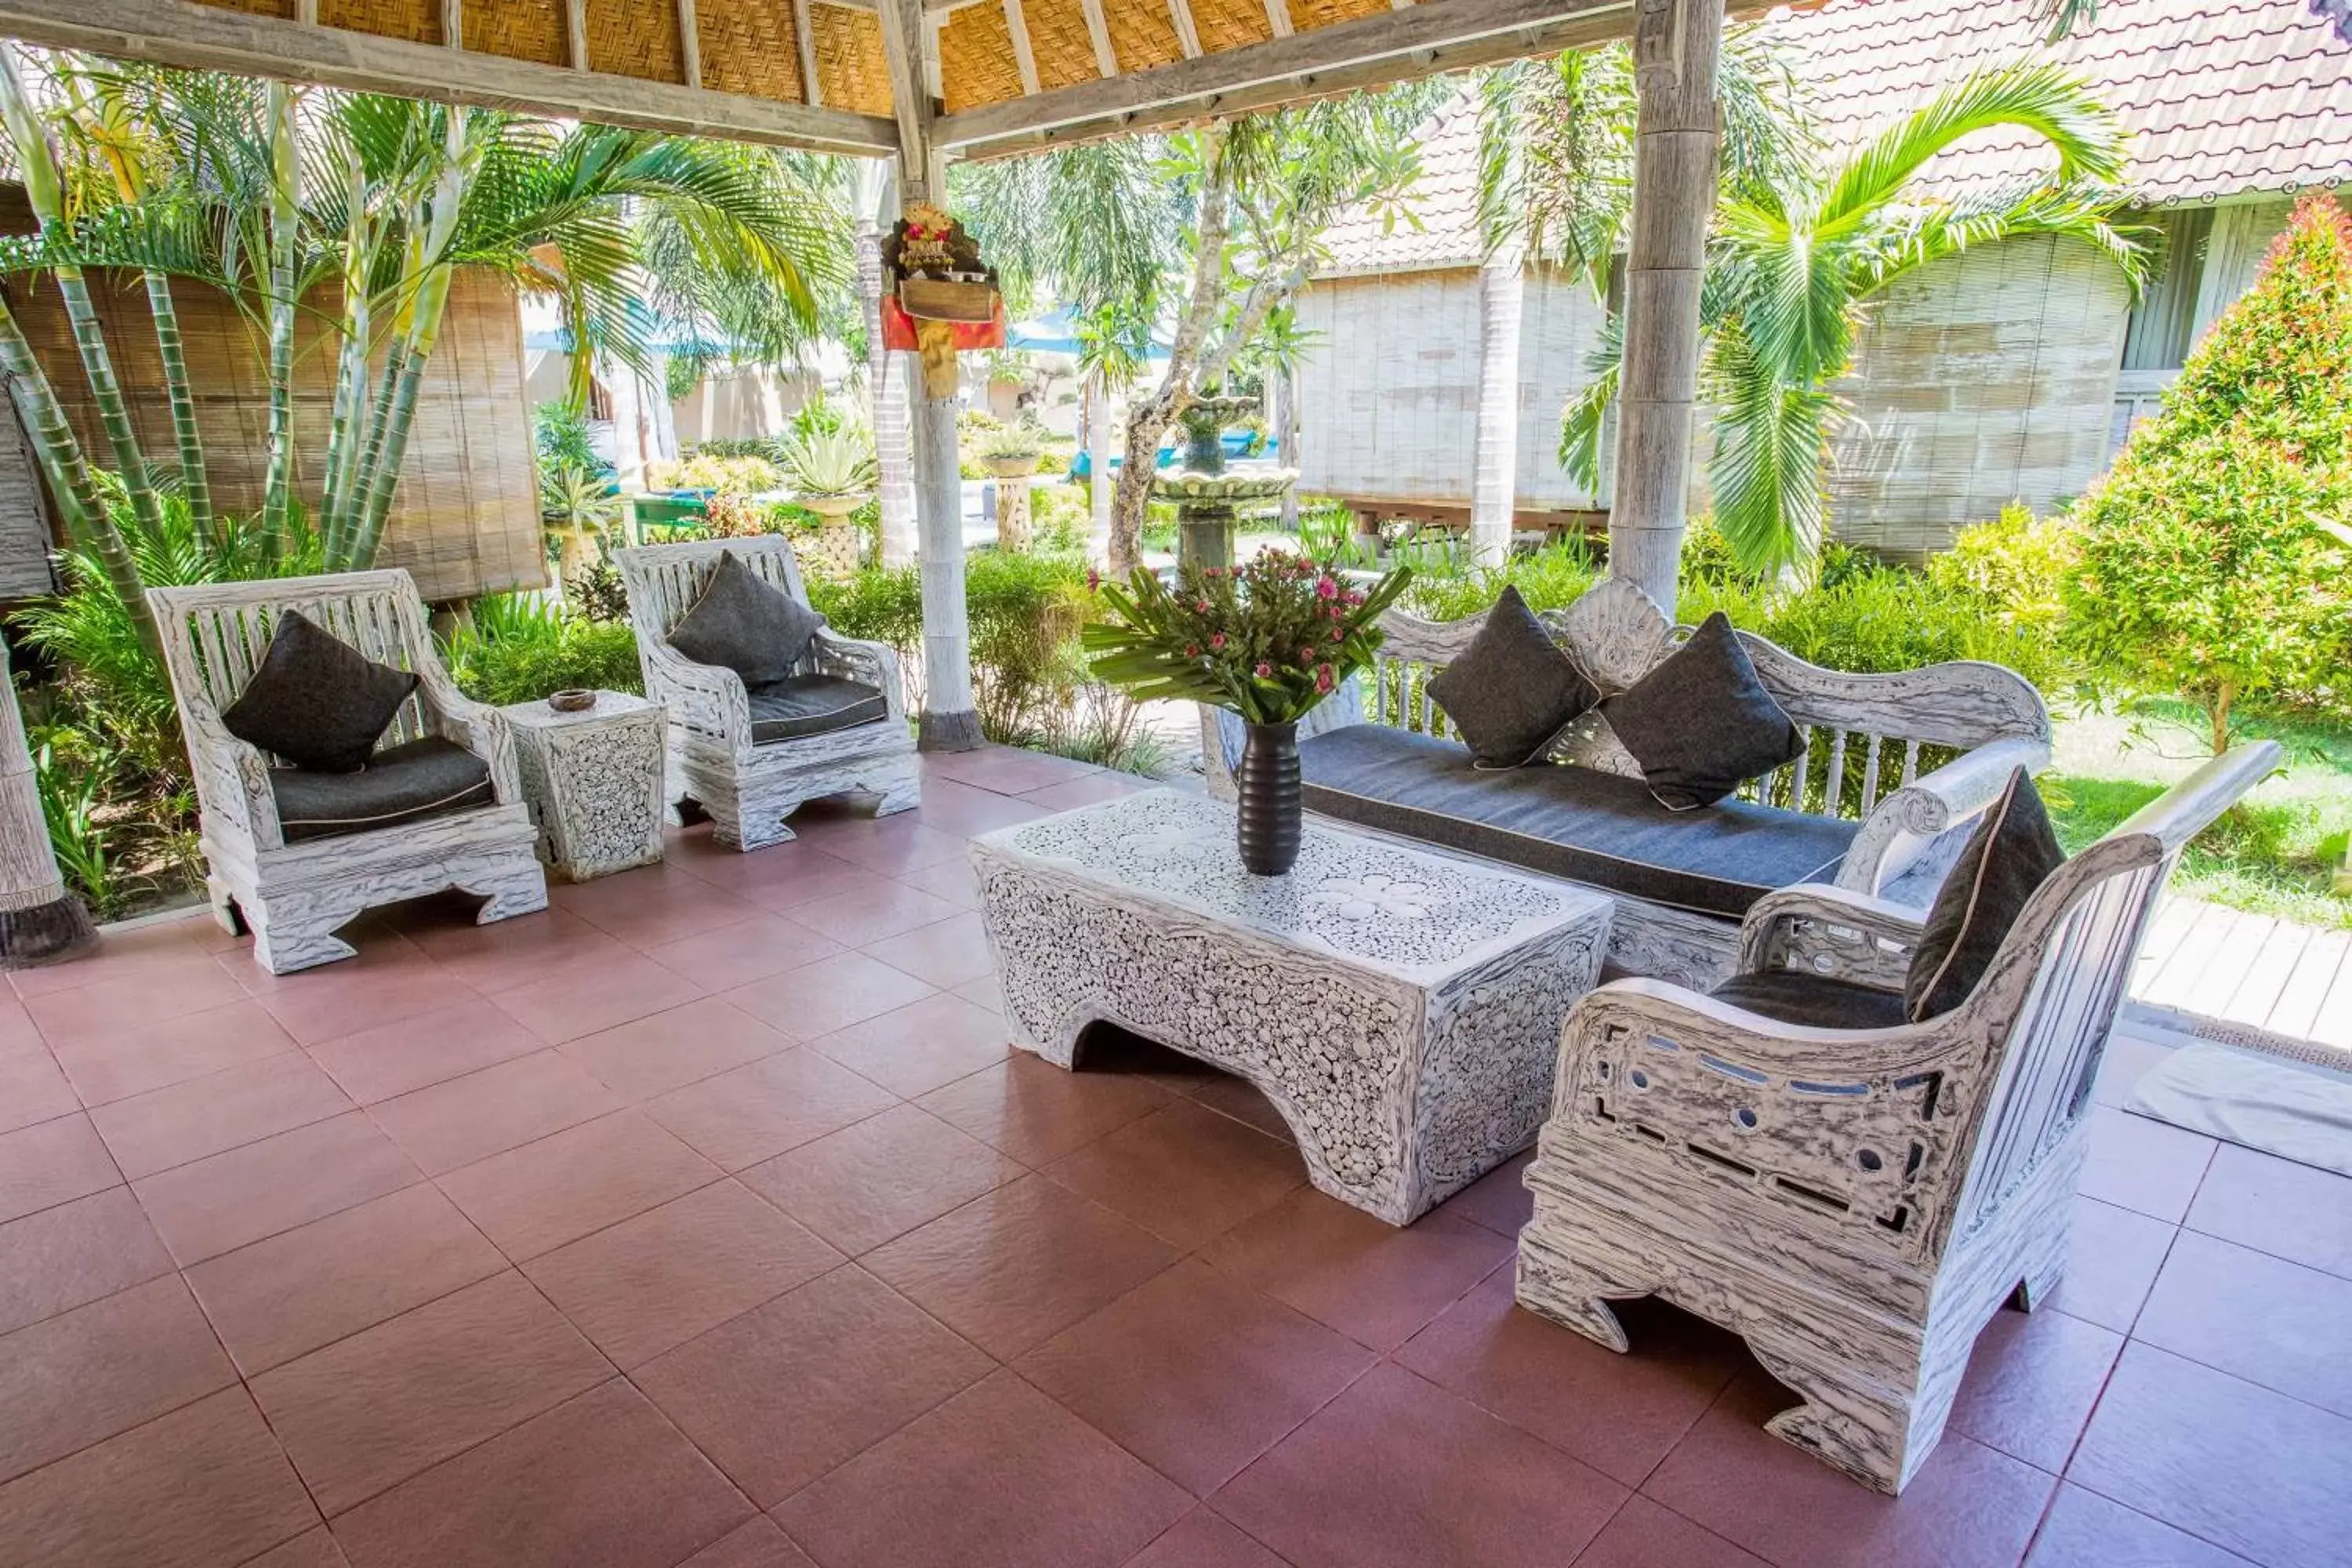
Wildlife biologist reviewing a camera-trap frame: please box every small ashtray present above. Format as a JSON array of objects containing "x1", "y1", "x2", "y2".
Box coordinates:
[{"x1": 548, "y1": 689, "x2": 597, "y2": 713}]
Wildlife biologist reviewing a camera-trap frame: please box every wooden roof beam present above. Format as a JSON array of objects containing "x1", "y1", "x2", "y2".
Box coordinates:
[
  {"x1": 0, "y1": 0, "x2": 898, "y2": 152},
  {"x1": 938, "y1": 0, "x2": 1663, "y2": 151}
]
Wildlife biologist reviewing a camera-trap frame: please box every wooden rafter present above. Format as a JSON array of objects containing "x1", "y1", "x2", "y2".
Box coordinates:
[
  {"x1": 1078, "y1": 0, "x2": 1118, "y2": 75},
  {"x1": 792, "y1": 0, "x2": 823, "y2": 104},
  {"x1": 440, "y1": 0, "x2": 460, "y2": 48},
  {"x1": 0, "y1": 0, "x2": 898, "y2": 152},
  {"x1": 565, "y1": 0, "x2": 589, "y2": 69},
  {"x1": 1167, "y1": 0, "x2": 1203, "y2": 57},
  {"x1": 676, "y1": 0, "x2": 702, "y2": 88},
  {"x1": 1003, "y1": 0, "x2": 1042, "y2": 96},
  {"x1": 1263, "y1": 0, "x2": 1293, "y2": 38}
]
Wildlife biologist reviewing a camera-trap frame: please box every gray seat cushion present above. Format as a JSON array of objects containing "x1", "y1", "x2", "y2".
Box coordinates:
[
  {"x1": 270, "y1": 736, "x2": 493, "y2": 844},
  {"x1": 1298, "y1": 724, "x2": 1858, "y2": 920},
  {"x1": 1708, "y1": 971, "x2": 1911, "y2": 1030},
  {"x1": 746, "y1": 674, "x2": 889, "y2": 745}
]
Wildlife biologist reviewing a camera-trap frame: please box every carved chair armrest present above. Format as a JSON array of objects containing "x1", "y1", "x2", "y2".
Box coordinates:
[
  {"x1": 412, "y1": 664, "x2": 524, "y2": 804},
  {"x1": 182, "y1": 704, "x2": 282, "y2": 851},
  {"x1": 644, "y1": 641, "x2": 753, "y2": 760},
  {"x1": 1838, "y1": 735, "x2": 2052, "y2": 897},
  {"x1": 1734, "y1": 885, "x2": 1929, "y2": 993},
  {"x1": 809, "y1": 629, "x2": 909, "y2": 723}
]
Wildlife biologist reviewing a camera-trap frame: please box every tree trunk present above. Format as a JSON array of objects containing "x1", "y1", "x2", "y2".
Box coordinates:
[
  {"x1": 2211, "y1": 682, "x2": 2234, "y2": 757},
  {"x1": 1471, "y1": 227, "x2": 1526, "y2": 569},
  {"x1": 0, "y1": 638, "x2": 95, "y2": 968},
  {"x1": 143, "y1": 273, "x2": 213, "y2": 544},
  {"x1": 1605, "y1": 0, "x2": 1723, "y2": 617},
  {"x1": 1275, "y1": 365, "x2": 1299, "y2": 532},
  {"x1": 260, "y1": 81, "x2": 300, "y2": 553},
  {"x1": 1086, "y1": 372, "x2": 1112, "y2": 564}
]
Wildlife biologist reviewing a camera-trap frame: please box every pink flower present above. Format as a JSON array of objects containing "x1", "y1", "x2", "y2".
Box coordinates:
[
  {"x1": 1185, "y1": 644, "x2": 1200, "y2": 658},
  {"x1": 1316, "y1": 576, "x2": 1338, "y2": 601},
  {"x1": 1330, "y1": 626, "x2": 1343, "y2": 641},
  {"x1": 1210, "y1": 633, "x2": 1227, "y2": 651},
  {"x1": 1315, "y1": 663, "x2": 1335, "y2": 693},
  {"x1": 1195, "y1": 600, "x2": 1211, "y2": 614},
  {"x1": 1254, "y1": 662, "x2": 1272, "y2": 678},
  {"x1": 1085, "y1": 568, "x2": 1100, "y2": 591},
  {"x1": 1204, "y1": 566, "x2": 1221, "y2": 577}
]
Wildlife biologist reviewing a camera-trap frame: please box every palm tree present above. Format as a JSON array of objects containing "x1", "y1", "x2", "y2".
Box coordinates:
[
  {"x1": 1073, "y1": 301, "x2": 1153, "y2": 562},
  {"x1": 1552, "y1": 60, "x2": 2146, "y2": 580}
]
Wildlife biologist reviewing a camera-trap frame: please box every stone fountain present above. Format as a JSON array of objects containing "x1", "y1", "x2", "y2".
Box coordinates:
[{"x1": 1152, "y1": 394, "x2": 1298, "y2": 568}]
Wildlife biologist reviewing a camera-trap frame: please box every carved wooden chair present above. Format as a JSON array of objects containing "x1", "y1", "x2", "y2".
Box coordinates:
[
  {"x1": 147, "y1": 571, "x2": 548, "y2": 975},
  {"x1": 1514, "y1": 742, "x2": 2282, "y2": 1494},
  {"x1": 615, "y1": 535, "x2": 916, "y2": 850}
]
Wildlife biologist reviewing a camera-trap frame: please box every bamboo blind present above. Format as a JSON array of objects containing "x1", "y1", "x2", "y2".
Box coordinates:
[
  {"x1": 1102, "y1": 2, "x2": 1182, "y2": 74},
  {"x1": 698, "y1": 0, "x2": 808, "y2": 102},
  {"x1": 939, "y1": 5, "x2": 1023, "y2": 114},
  {"x1": 1022, "y1": 0, "x2": 1105, "y2": 93},
  {"x1": 1, "y1": 253, "x2": 543, "y2": 601},
  {"x1": 320, "y1": 0, "x2": 443, "y2": 47},
  {"x1": 811, "y1": 5, "x2": 893, "y2": 118},
  {"x1": 466, "y1": 0, "x2": 570, "y2": 67},
  {"x1": 1189, "y1": 0, "x2": 1273, "y2": 54},
  {"x1": 586, "y1": 0, "x2": 686, "y2": 82}
]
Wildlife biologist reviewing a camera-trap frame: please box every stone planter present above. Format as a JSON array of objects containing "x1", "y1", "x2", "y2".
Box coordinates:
[
  {"x1": 986, "y1": 455, "x2": 1040, "y2": 553},
  {"x1": 797, "y1": 492, "x2": 866, "y2": 581}
]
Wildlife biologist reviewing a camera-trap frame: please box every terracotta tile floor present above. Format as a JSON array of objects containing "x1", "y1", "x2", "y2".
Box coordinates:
[{"x1": 2, "y1": 747, "x2": 2348, "y2": 1567}]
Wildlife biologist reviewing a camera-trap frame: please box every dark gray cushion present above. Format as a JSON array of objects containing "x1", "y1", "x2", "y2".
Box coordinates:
[
  {"x1": 1710, "y1": 970, "x2": 1911, "y2": 1030},
  {"x1": 746, "y1": 673, "x2": 888, "y2": 745},
  {"x1": 668, "y1": 551, "x2": 824, "y2": 686},
  {"x1": 1299, "y1": 724, "x2": 1857, "y2": 920},
  {"x1": 1425, "y1": 585, "x2": 1599, "y2": 768},
  {"x1": 1905, "y1": 768, "x2": 2064, "y2": 1021},
  {"x1": 223, "y1": 609, "x2": 419, "y2": 774},
  {"x1": 1601, "y1": 612, "x2": 1805, "y2": 811},
  {"x1": 270, "y1": 736, "x2": 492, "y2": 844}
]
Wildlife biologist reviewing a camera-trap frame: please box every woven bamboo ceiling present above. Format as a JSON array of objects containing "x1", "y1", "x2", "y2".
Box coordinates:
[{"x1": 0, "y1": 0, "x2": 1658, "y2": 158}]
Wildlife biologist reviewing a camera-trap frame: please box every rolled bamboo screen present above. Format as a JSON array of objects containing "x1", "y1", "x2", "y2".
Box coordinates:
[{"x1": 1, "y1": 250, "x2": 544, "y2": 602}]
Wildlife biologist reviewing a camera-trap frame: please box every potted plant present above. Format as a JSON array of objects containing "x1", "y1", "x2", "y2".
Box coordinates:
[
  {"x1": 540, "y1": 464, "x2": 623, "y2": 603},
  {"x1": 1084, "y1": 554, "x2": 1411, "y2": 875},
  {"x1": 784, "y1": 425, "x2": 880, "y2": 579},
  {"x1": 980, "y1": 421, "x2": 1047, "y2": 551}
]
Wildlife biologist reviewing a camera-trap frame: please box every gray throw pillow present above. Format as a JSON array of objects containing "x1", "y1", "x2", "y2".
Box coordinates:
[
  {"x1": 1904, "y1": 768, "x2": 2065, "y2": 1021},
  {"x1": 221, "y1": 608, "x2": 419, "y2": 774},
  {"x1": 1600, "y1": 612, "x2": 1804, "y2": 810},
  {"x1": 667, "y1": 550, "x2": 825, "y2": 687},
  {"x1": 1425, "y1": 586, "x2": 1599, "y2": 768}
]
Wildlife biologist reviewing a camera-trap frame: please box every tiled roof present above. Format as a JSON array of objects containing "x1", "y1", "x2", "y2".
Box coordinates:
[{"x1": 1319, "y1": 0, "x2": 2352, "y2": 275}]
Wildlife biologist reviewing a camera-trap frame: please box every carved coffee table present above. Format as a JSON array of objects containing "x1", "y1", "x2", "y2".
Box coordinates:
[{"x1": 971, "y1": 790, "x2": 1611, "y2": 1224}]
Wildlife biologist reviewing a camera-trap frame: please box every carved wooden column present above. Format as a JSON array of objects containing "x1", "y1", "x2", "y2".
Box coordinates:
[{"x1": 1606, "y1": 0, "x2": 1723, "y2": 615}]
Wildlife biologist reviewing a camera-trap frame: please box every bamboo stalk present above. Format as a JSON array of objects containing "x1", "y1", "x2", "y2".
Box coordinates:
[{"x1": 260, "y1": 80, "x2": 301, "y2": 555}]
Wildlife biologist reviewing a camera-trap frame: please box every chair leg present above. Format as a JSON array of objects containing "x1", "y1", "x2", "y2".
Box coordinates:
[
  {"x1": 713, "y1": 795, "x2": 797, "y2": 851},
  {"x1": 208, "y1": 874, "x2": 247, "y2": 937},
  {"x1": 1513, "y1": 1227, "x2": 1650, "y2": 1354},
  {"x1": 869, "y1": 772, "x2": 920, "y2": 818},
  {"x1": 246, "y1": 900, "x2": 359, "y2": 976},
  {"x1": 466, "y1": 864, "x2": 550, "y2": 927},
  {"x1": 1749, "y1": 1340, "x2": 1955, "y2": 1496}
]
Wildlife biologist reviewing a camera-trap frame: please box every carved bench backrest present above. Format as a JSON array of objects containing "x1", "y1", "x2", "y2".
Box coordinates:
[
  {"x1": 148, "y1": 571, "x2": 439, "y2": 756},
  {"x1": 615, "y1": 536, "x2": 813, "y2": 647},
  {"x1": 1368, "y1": 577, "x2": 2051, "y2": 822}
]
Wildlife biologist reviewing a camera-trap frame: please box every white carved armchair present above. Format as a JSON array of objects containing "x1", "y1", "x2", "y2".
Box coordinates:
[
  {"x1": 147, "y1": 572, "x2": 548, "y2": 975},
  {"x1": 1514, "y1": 742, "x2": 2282, "y2": 1494},
  {"x1": 615, "y1": 535, "x2": 916, "y2": 850}
]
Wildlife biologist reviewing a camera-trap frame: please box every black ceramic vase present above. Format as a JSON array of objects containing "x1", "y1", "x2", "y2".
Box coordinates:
[{"x1": 1235, "y1": 720, "x2": 1302, "y2": 877}]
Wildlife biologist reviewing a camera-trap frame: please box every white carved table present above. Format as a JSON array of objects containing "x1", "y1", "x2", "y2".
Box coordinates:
[
  {"x1": 972, "y1": 790, "x2": 1613, "y2": 1225},
  {"x1": 499, "y1": 691, "x2": 667, "y2": 883}
]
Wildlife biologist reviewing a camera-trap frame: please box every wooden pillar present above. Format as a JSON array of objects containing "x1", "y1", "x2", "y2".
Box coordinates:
[
  {"x1": 880, "y1": 0, "x2": 982, "y2": 751},
  {"x1": 1606, "y1": 0, "x2": 1722, "y2": 615},
  {"x1": 857, "y1": 159, "x2": 917, "y2": 570},
  {"x1": 1470, "y1": 230, "x2": 1525, "y2": 569}
]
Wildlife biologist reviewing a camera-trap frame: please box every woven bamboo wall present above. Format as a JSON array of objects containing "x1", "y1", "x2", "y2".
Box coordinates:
[
  {"x1": 811, "y1": 4, "x2": 892, "y2": 116},
  {"x1": 940, "y1": 5, "x2": 1023, "y2": 113},
  {"x1": 1832, "y1": 234, "x2": 2130, "y2": 557},
  {"x1": 1025, "y1": 0, "x2": 1104, "y2": 93},
  {"x1": 1102, "y1": 0, "x2": 1182, "y2": 72},
  {"x1": 1191, "y1": 0, "x2": 1274, "y2": 52},
  {"x1": 1291, "y1": 267, "x2": 1609, "y2": 512},
  {"x1": 699, "y1": 0, "x2": 808, "y2": 101},
  {"x1": 466, "y1": 0, "x2": 569, "y2": 66},
  {"x1": 1, "y1": 263, "x2": 543, "y2": 602},
  {"x1": 319, "y1": 0, "x2": 441, "y2": 45}
]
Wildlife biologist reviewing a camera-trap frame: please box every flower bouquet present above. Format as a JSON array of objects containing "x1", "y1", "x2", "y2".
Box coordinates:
[{"x1": 1083, "y1": 553, "x2": 1410, "y2": 874}]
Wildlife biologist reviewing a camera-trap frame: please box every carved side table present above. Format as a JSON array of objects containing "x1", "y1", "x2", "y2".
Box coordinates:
[{"x1": 499, "y1": 691, "x2": 667, "y2": 882}]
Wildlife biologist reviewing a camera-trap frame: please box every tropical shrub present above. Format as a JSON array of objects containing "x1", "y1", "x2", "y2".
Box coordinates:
[
  {"x1": 782, "y1": 425, "x2": 879, "y2": 499},
  {"x1": 2067, "y1": 194, "x2": 2352, "y2": 751},
  {"x1": 441, "y1": 597, "x2": 644, "y2": 706},
  {"x1": 1927, "y1": 503, "x2": 2079, "y2": 643},
  {"x1": 1029, "y1": 484, "x2": 1090, "y2": 556},
  {"x1": 1403, "y1": 537, "x2": 1601, "y2": 620},
  {"x1": 646, "y1": 453, "x2": 783, "y2": 494}
]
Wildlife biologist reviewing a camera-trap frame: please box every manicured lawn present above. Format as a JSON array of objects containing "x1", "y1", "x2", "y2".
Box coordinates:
[{"x1": 2045, "y1": 699, "x2": 2352, "y2": 929}]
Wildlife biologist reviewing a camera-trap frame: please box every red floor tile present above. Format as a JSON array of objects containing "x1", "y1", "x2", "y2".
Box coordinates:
[
  {"x1": 521, "y1": 1179, "x2": 839, "y2": 1368},
  {"x1": 2078, "y1": 1107, "x2": 2216, "y2": 1225},
  {"x1": 728, "y1": 858, "x2": 902, "y2": 917},
  {"x1": 437, "y1": 1109, "x2": 722, "y2": 1261},
  {"x1": 1201, "y1": 1188, "x2": 1514, "y2": 1352},
  {"x1": 234, "y1": 942, "x2": 465, "y2": 1046},
  {"x1": 10, "y1": 917, "x2": 212, "y2": 998},
  {"x1": 917, "y1": 1051, "x2": 1172, "y2": 1165},
  {"x1": 804, "y1": 819, "x2": 971, "y2": 880},
  {"x1": 892, "y1": 779, "x2": 1051, "y2": 840},
  {"x1": 91, "y1": 1052, "x2": 350, "y2": 1180},
  {"x1": 1946, "y1": 1304, "x2": 2124, "y2": 1474},
  {"x1": 0, "y1": 1275, "x2": 235, "y2": 1484},
  {"x1": 774, "y1": 1370, "x2": 1190, "y2": 1568},
  {"x1": 1214, "y1": 1363, "x2": 1627, "y2": 1568},
  {"x1": 27, "y1": 953, "x2": 247, "y2": 1045},
  {"x1": 1186, "y1": 1073, "x2": 1299, "y2": 1144},
  {"x1": 739, "y1": 1102, "x2": 1024, "y2": 1256},
  {"x1": 2024, "y1": 1484, "x2": 2256, "y2": 1567},
  {"x1": 557, "y1": 869, "x2": 764, "y2": 949},
  {"x1": 0, "y1": 1049, "x2": 81, "y2": 1134},
  {"x1": 1439, "y1": 1149, "x2": 1536, "y2": 1237},
  {"x1": 0, "y1": 1387, "x2": 318, "y2": 1568},
  {"x1": 867, "y1": 911, "x2": 998, "y2": 989},
  {"x1": 1569, "y1": 1496, "x2": 1770, "y2": 1567},
  {"x1": 251, "y1": 1525, "x2": 352, "y2": 1566},
  {"x1": 399, "y1": 906, "x2": 637, "y2": 996},
  {"x1": 2049, "y1": 1195, "x2": 2178, "y2": 1334},
  {"x1": 1127, "y1": 1512, "x2": 1290, "y2": 1567},
  {"x1": 50, "y1": 999, "x2": 297, "y2": 1105},
  {"x1": 328, "y1": 1380, "x2": 753, "y2": 1568},
  {"x1": 0, "y1": 1112, "x2": 120, "y2": 1223},
  {"x1": 955, "y1": 971, "x2": 1007, "y2": 1014},
  {"x1": 725, "y1": 949, "x2": 940, "y2": 1039},
  {"x1": 896, "y1": 857, "x2": 984, "y2": 910},
  {"x1": 183, "y1": 1184, "x2": 506, "y2": 1376},
  {"x1": 368, "y1": 1049, "x2": 624, "y2": 1174},
  {"x1": 307, "y1": 998, "x2": 546, "y2": 1105},
  {"x1": 865, "y1": 1174, "x2": 1178, "y2": 1359},
  {"x1": 2185, "y1": 1144, "x2": 2352, "y2": 1281},
  {"x1": 560, "y1": 996, "x2": 799, "y2": 1102},
  {"x1": 1022, "y1": 773, "x2": 1157, "y2": 811},
  {"x1": 645, "y1": 1047, "x2": 900, "y2": 1171},
  {"x1": 2071, "y1": 1343, "x2": 2352, "y2": 1568},
  {"x1": 251, "y1": 1271, "x2": 610, "y2": 1515},
  {"x1": 789, "y1": 880, "x2": 965, "y2": 947},
  {"x1": 805, "y1": 992, "x2": 1012, "y2": 1098},
  {"x1": 633, "y1": 1264, "x2": 992, "y2": 1508},
  {"x1": 490, "y1": 953, "x2": 706, "y2": 1044},
  {"x1": 682, "y1": 1516, "x2": 820, "y2": 1568},
  {"x1": 1639, "y1": 1367, "x2": 2058, "y2": 1568},
  {"x1": 132, "y1": 1112, "x2": 423, "y2": 1265},
  {"x1": 1019, "y1": 1258, "x2": 1375, "y2": 1495},
  {"x1": 2135, "y1": 1230, "x2": 2352, "y2": 1418},
  {"x1": 1395, "y1": 1271, "x2": 1748, "y2": 1487},
  {"x1": 0, "y1": 1185, "x2": 175, "y2": 1334},
  {"x1": 639, "y1": 915, "x2": 844, "y2": 993},
  {"x1": 1044, "y1": 1100, "x2": 1306, "y2": 1250}
]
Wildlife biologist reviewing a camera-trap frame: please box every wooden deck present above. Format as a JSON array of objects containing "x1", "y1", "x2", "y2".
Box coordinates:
[{"x1": 2130, "y1": 894, "x2": 2352, "y2": 1046}]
